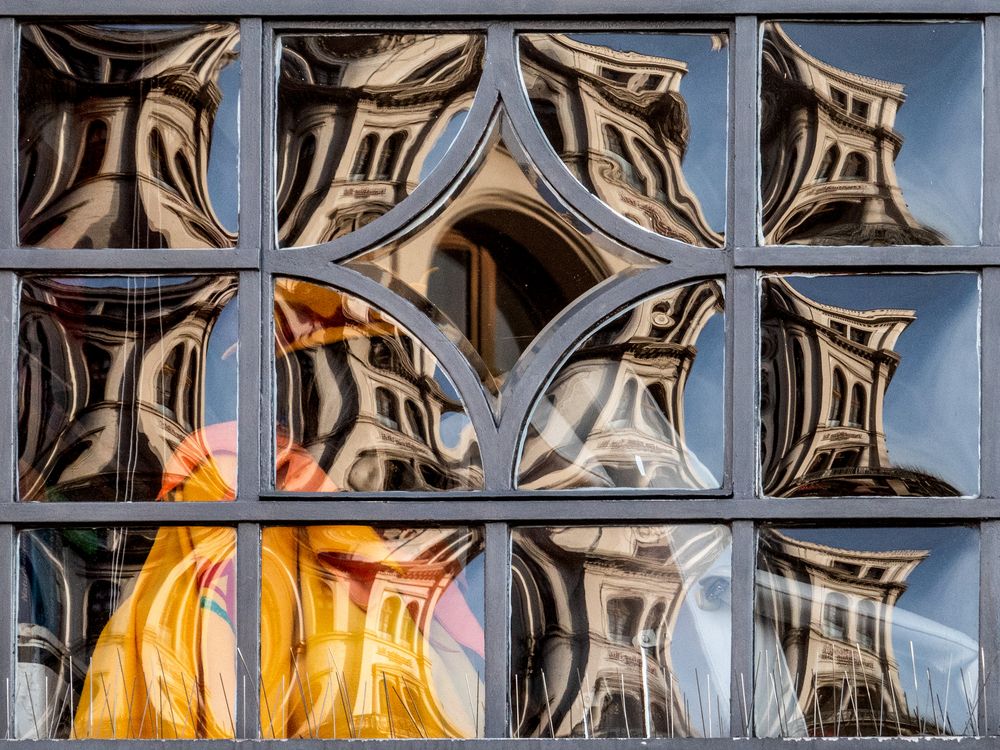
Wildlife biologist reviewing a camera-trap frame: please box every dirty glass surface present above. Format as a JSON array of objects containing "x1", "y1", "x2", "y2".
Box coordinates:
[
  {"x1": 759, "y1": 274, "x2": 979, "y2": 498},
  {"x1": 260, "y1": 525, "x2": 485, "y2": 738},
  {"x1": 18, "y1": 275, "x2": 239, "y2": 502},
  {"x1": 520, "y1": 32, "x2": 728, "y2": 246},
  {"x1": 511, "y1": 525, "x2": 732, "y2": 738},
  {"x1": 347, "y1": 135, "x2": 657, "y2": 403},
  {"x1": 19, "y1": 24, "x2": 240, "y2": 248},
  {"x1": 760, "y1": 22, "x2": 982, "y2": 246},
  {"x1": 16, "y1": 526, "x2": 238, "y2": 738},
  {"x1": 277, "y1": 33, "x2": 483, "y2": 247},
  {"x1": 755, "y1": 526, "x2": 979, "y2": 737},
  {"x1": 273, "y1": 277, "x2": 482, "y2": 492},
  {"x1": 517, "y1": 280, "x2": 725, "y2": 490}
]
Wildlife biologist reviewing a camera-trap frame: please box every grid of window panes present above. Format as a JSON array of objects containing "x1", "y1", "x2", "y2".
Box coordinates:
[{"x1": 2, "y1": 9, "x2": 998, "y2": 746}]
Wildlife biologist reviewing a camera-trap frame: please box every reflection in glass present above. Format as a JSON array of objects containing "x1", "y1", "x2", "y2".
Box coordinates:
[
  {"x1": 520, "y1": 33, "x2": 727, "y2": 246},
  {"x1": 261, "y1": 526, "x2": 484, "y2": 738},
  {"x1": 755, "y1": 527, "x2": 979, "y2": 737},
  {"x1": 19, "y1": 24, "x2": 240, "y2": 248},
  {"x1": 277, "y1": 34, "x2": 483, "y2": 247},
  {"x1": 17, "y1": 526, "x2": 237, "y2": 738},
  {"x1": 347, "y1": 136, "x2": 657, "y2": 399},
  {"x1": 273, "y1": 278, "x2": 482, "y2": 491},
  {"x1": 518, "y1": 280, "x2": 724, "y2": 489},
  {"x1": 511, "y1": 526, "x2": 731, "y2": 738},
  {"x1": 19, "y1": 276, "x2": 239, "y2": 501},
  {"x1": 760, "y1": 22, "x2": 981, "y2": 246},
  {"x1": 760, "y1": 274, "x2": 979, "y2": 497}
]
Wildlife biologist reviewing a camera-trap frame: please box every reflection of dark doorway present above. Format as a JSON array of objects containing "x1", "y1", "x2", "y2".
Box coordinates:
[{"x1": 426, "y1": 212, "x2": 603, "y2": 377}]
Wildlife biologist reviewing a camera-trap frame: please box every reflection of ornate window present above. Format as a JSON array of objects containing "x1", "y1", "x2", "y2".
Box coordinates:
[
  {"x1": 816, "y1": 145, "x2": 839, "y2": 183},
  {"x1": 350, "y1": 133, "x2": 376, "y2": 180},
  {"x1": 829, "y1": 368, "x2": 844, "y2": 425},
  {"x1": 848, "y1": 384, "x2": 865, "y2": 428},
  {"x1": 606, "y1": 596, "x2": 643, "y2": 644},
  {"x1": 840, "y1": 152, "x2": 869, "y2": 181},
  {"x1": 822, "y1": 592, "x2": 848, "y2": 640},
  {"x1": 375, "y1": 386, "x2": 400, "y2": 430},
  {"x1": 379, "y1": 595, "x2": 402, "y2": 635},
  {"x1": 857, "y1": 599, "x2": 876, "y2": 650}
]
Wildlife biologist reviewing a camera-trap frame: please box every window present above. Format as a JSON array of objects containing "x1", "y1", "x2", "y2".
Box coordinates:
[{"x1": 5, "y1": 7, "x2": 995, "y2": 749}]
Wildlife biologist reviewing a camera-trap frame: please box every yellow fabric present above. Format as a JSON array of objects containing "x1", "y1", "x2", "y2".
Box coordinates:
[{"x1": 73, "y1": 526, "x2": 237, "y2": 738}]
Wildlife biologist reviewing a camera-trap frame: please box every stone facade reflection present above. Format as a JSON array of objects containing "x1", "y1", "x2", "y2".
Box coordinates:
[
  {"x1": 18, "y1": 276, "x2": 238, "y2": 501},
  {"x1": 261, "y1": 526, "x2": 484, "y2": 738},
  {"x1": 760, "y1": 277, "x2": 956, "y2": 497},
  {"x1": 519, "y1": 280, "x2": 722, "y2": 489},
  {"x1": 761, "y1": 23, "x2": 945, "y2": 246},
  {"x1": 512, "y1": 526, "x2": 730, "y2": 738},
  {"x1": 19, "y1": 24, "x2": 239, "y2": 248},
  {"x1": 277, "y1": 34, "x2": 482, "y2": 246},
  {"x1": 274, "y1": 279, "x2": 482, "y2": 492},
  {"x1": 521, "y1": 34, "x2": 724, "y2": 246},
  {"x1": 755, "y1": 529, "x2": 973, "y2": 737}
]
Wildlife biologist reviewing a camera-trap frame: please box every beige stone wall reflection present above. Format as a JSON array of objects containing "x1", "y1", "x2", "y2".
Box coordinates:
[
  {"x1": 19, "y1": 24, "x2": 239, "y2": 248},
  {"x1": 761, "y1": 23, "x2": 945, "y2": 246},
  {"x1": 760, "y1": 277, "x2": 956, "y2": 498},
  {"x1": 19, "y1": 276, "x2": 238, "y2": 502},
  {"x1": 274, "y1": 278, "x2": 483, "y2": 492},
  {"x1": 512, "y1": 525, "x2": 731, "y2": 738},
  {"x1": 519, "y1": 280, "x2": 722, "y2": 489}
]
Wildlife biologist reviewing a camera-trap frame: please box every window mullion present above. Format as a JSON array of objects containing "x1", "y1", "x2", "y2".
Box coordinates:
[{"x1": 484, "y1": 522, "x2": 509, "y2": 738}]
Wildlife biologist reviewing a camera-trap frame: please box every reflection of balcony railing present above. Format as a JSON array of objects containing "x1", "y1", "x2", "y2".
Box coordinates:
[{"x1": 794, "y1": 465, "x2": 930, "y2": 486}]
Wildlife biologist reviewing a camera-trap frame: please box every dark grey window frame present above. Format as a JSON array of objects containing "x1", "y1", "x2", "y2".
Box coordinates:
[{"x1": 0, "y1": 2, "x2": 997, "y2": 747}]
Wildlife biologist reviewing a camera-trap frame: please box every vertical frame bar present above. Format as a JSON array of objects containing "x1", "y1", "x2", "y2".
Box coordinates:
[
  {"x1": 983, "y1": 17, "x2": 999, "y2": 247},
  {"x1": 483, "y1": 522, "x2": 509, "y2": 738},
  {"x1": 732, "y1": 15, "x2": 759, "y2": 250},
  {"x1": 732, "y1": 269, "x2": 759, "y2": 499},
  {"x1": 236, "y1": 522, "x2": 262, "y2": 739},
  {"x1": 0, "y1": 273, "x2": 16, "y2": 504},
  {"x1": 730, "y1": 520, "x2": 756, "y2": 738},
  {"x1": 0, "y1": 19, "x2": 16, "y2": 250},
  {"x1": 237, "y1": 270, "x2": 263, "y2": 502},
  {"x1": 980, "y1": 521, "x2": 1000, "y2": 736},
  {"x1": 0, "y1": 525, "x2": 12, "y2": 739},
  {"x1": 983, "y1": 269, "x2": 1000, "y2": 498},
  {"x1": 239, "y1": 18, "x2": 264, "y2": 253}
]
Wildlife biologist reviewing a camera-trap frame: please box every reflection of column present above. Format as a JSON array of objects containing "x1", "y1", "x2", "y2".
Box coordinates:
[
  {"x1": 520, "y1": 34, "x2": 723, "y2": 247},
  {"x1": 759, "y1": 277, "x2": 956, "y2": 498},
  {"x1": 19, "y1": 24, "x2": 238, "y2": 248},
  {"x1": 274, "y1": 280, "x2": 482, "y2": 491},
  {"x1": 760, "y1": 23, "x2": 945, "y2": 246},
  {"x1": 756, "y1": 529, "x2": 928, "y2": 736},
  {"x1": 276, "y1": 35, "x2": 482, "y2": 245},
  {"x1": 511, "y1": 526, "x2": 729, "y2": 738},
  {"x1": 18, "y1": 276, "x2": 237, "y2": 501},
  {"x1": 519, "y1": 280, "x2": 722, "y2": 489}
]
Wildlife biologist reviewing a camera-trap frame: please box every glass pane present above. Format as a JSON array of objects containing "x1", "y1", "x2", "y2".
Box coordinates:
[
  {"x1": 19, "y1": 275, "x2": 239, "y2": 501},
  {"x1": 760, "y1": 22, "x2": 982, "y2": 246},
  {"x1": 19, "y1": 24, "x2": 240, "y2": 248},
  {"x1": 347, "y1": 136, "x2": 657, "y2": 401},
  {"x1": 511, "y1": 525, "x2": 732, "y2": 738},
  {"x1": 760, "y1": 274, "x2": 979, "y2": 498},
  {"x1": 520, "y1": 33, "x2": 727, "y2": 246},
  {"x1": 518, "y1": 280, "x2": 724, "y2": 489},
  {"x1": 17, "y1": 526, "x2": 237, "y2": 738},
  {"x1": 260, "y1": 526, "x2": 485, "y2": 738},
  {"x1": 273, "y1": 278, "x2": 482, "y2": 491},
  {"x1": 755, "y1": 526, "x2": 979, "y2": 737},
  {"x1": 277, "y1": 33, "x2": 483, "y2": 247}
]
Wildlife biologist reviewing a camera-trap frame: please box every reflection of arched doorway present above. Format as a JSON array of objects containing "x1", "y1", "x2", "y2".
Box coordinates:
[{"x1": 426, "y1": 211, "x2": 605, "y2": 377}]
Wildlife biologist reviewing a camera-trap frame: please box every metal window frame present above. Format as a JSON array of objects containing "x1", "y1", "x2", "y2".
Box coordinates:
[{"x1": 0, "y1": 2, "x2": 995, "y2": 746}]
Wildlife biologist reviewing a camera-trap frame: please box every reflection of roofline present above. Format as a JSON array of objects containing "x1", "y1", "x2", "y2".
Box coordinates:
[
  {"x1": 767, "y1": 22, "x2": 907, "y2": 101},
  {"x1": 553, "y1": 33, "x2": 689, "y2": 73},
  {"x1": 764, "y1": 528, "x2": 929, "y2": 563},
  {"x1": 771, "y1": 276, "x2": 916, "y2": 323}
]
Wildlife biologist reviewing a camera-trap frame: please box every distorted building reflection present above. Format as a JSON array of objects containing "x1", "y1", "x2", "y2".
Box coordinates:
[
  {"x1": 518, "y1": 280, "x2": 722, "y2": 489},
  {"x1": 18, "y1": 276, "x2": 238, "y2": 501},
  {"x1": 16, "y1": 526, "x2": 237, "y2": 738},
  {"x1": 19, "y1": 24, "x2": 239, "y2": 248},
  {"x1": 755, "y1": 528, "x2": 976, "y2": 737},
  {"x1": 760, "y1": 277, "x2": 957, "y2": 497},
  {"x1": 761, "y1": 23, "x2": 946, "y2": 245},
  {"x1": 511, "y1": 526, "x2": 731, "y2": 738},
  {"x1": 261, "y1": 526, "x2": 485, "y2": 738},
  {"x1": 521, "y1": 34, "x2": 724, "y2": 246},
  {"x1": 274, "y1": 278, "x2": 482, "y2": 492},
  {"x1": 276, "y1": 34, "x2": 483, "y2": 246}
]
